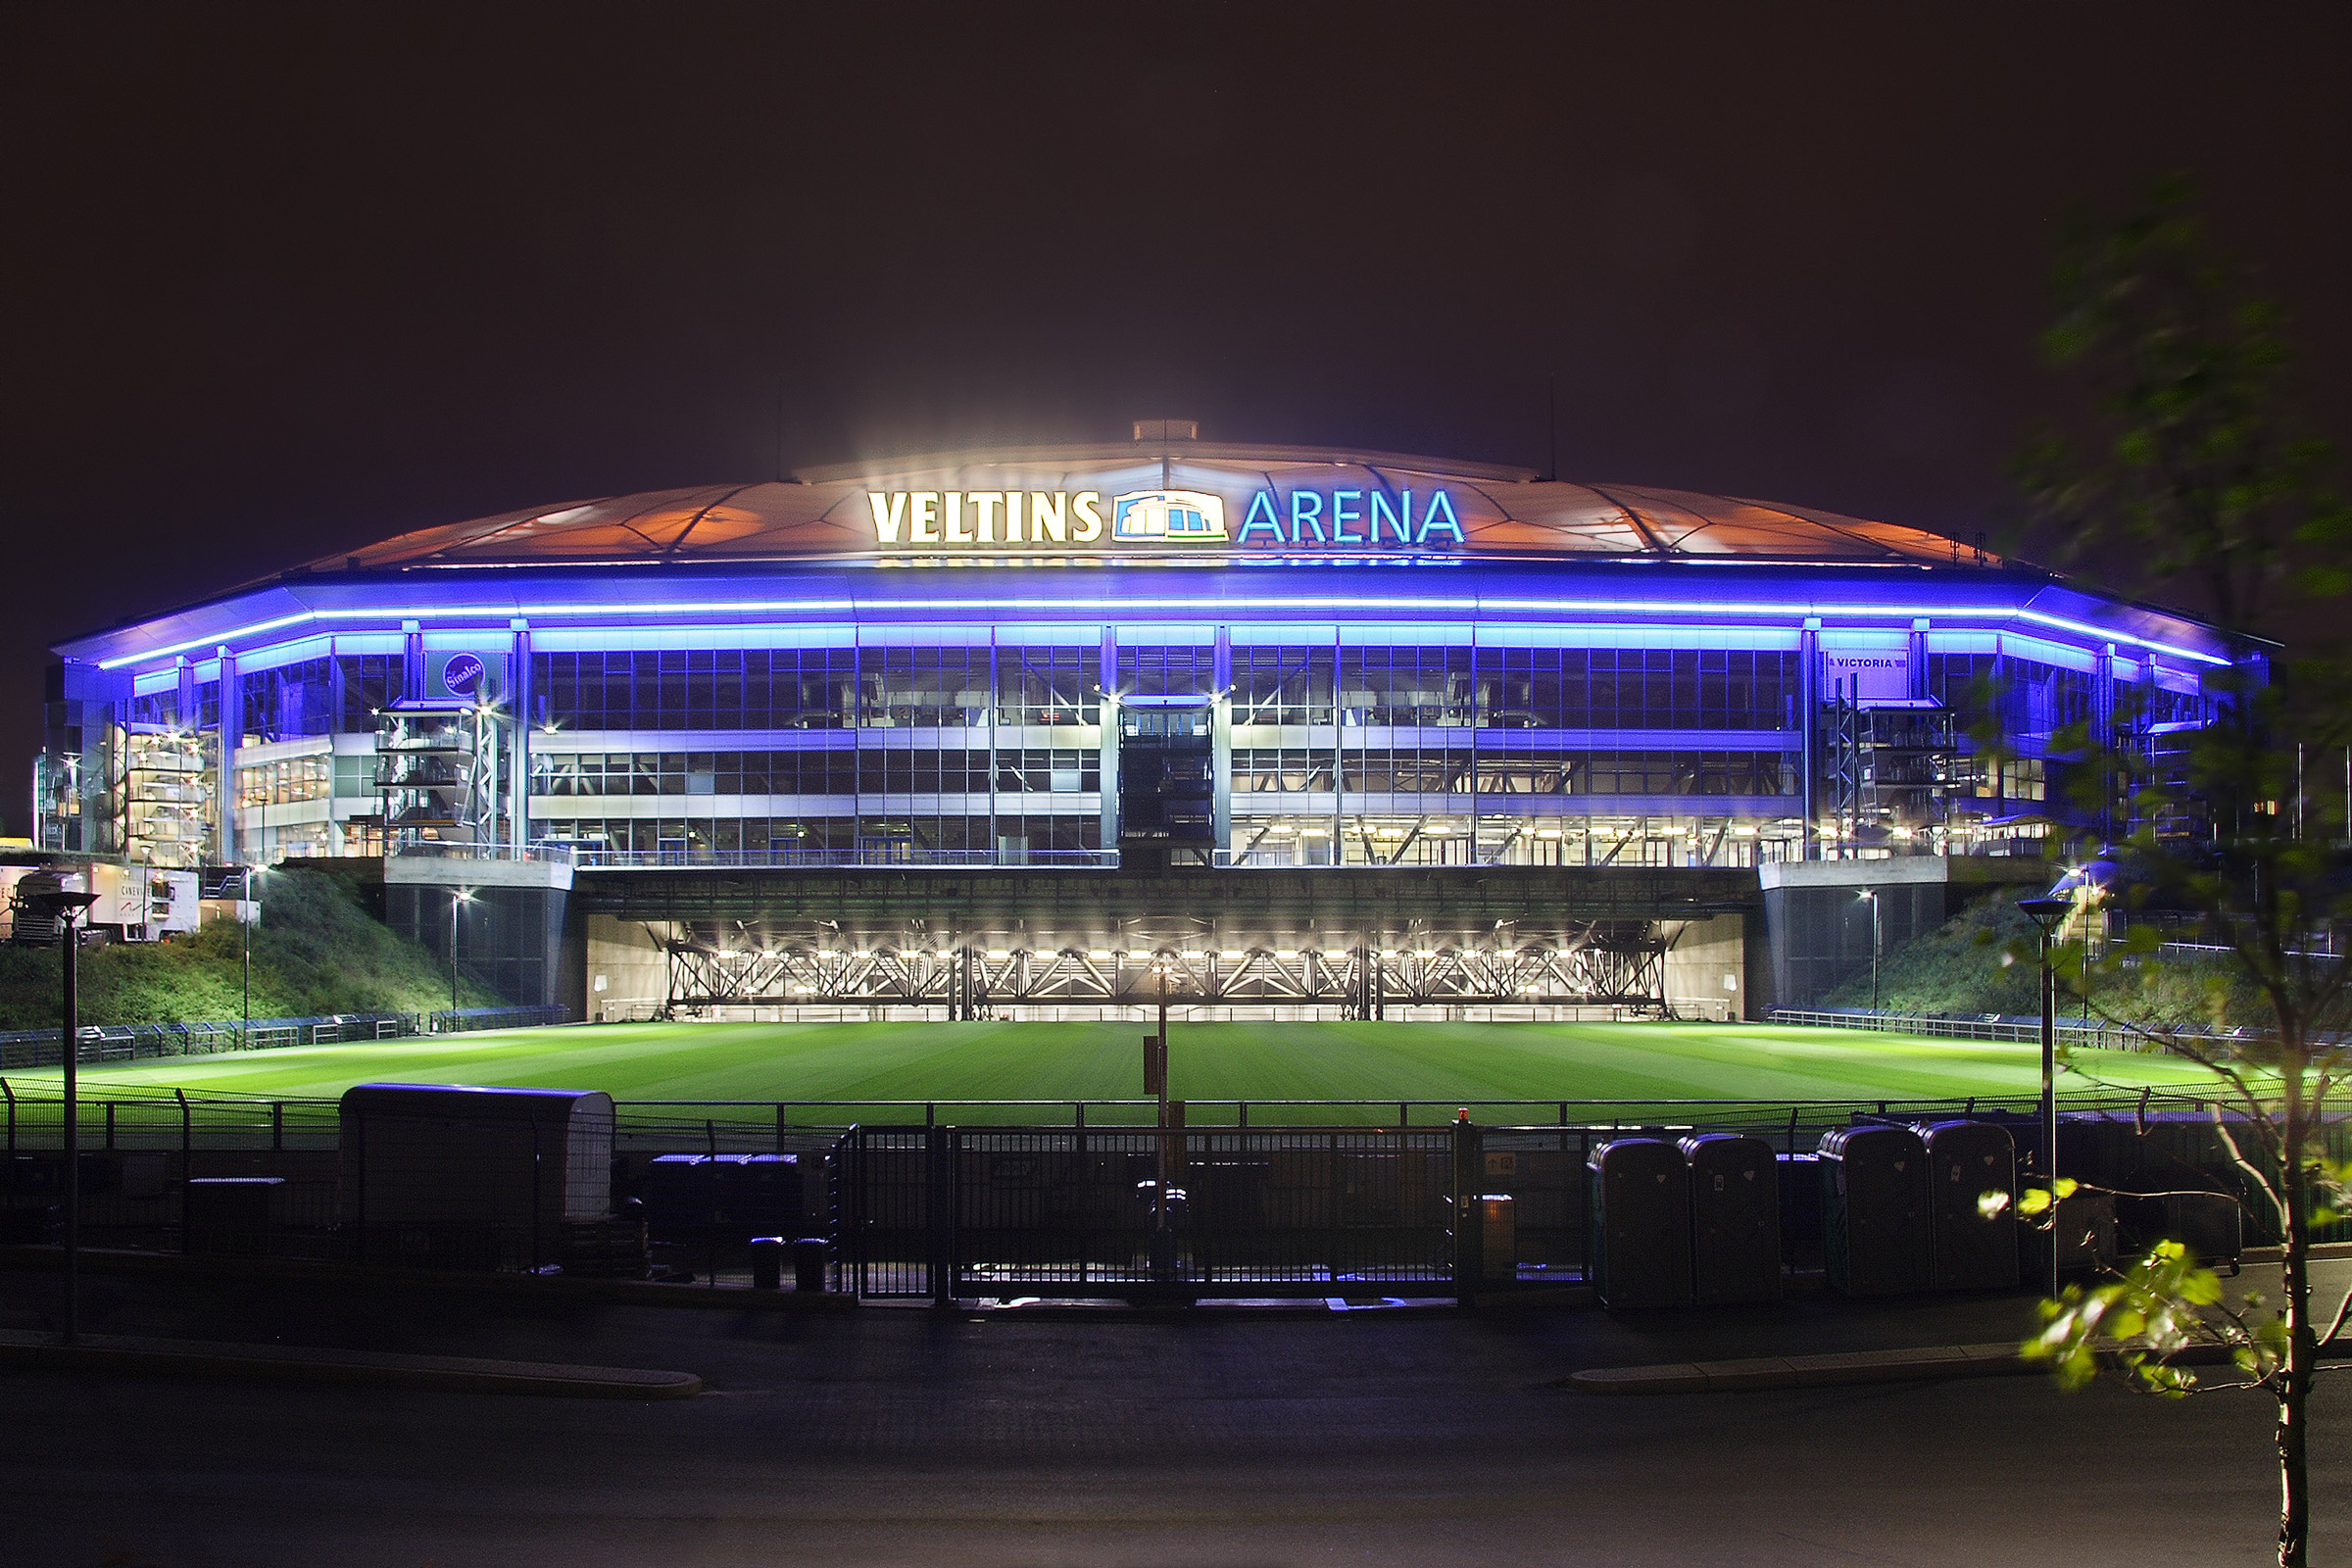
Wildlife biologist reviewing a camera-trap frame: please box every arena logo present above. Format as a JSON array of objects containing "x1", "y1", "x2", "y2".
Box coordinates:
[{"x1": 863, "y1": 486, "x2": 1464, "y2": 551}]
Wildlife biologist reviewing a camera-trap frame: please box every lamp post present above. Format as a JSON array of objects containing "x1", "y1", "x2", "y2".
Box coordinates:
[
  {"x1": 31, "y1": 888, "x2": 98, "y2": 1344},
  {"x1": 241, "y1": 863, "x2": 257, "y2": 1047},
  {"x1": 448, "y1": 887, "x2": 474, "y2": 1027},
  {"x1": 1858, "y1": 889, "x2": 1882, "y2": 1012},
  {"x1": 2017, "y1": 895, "x2": 2073, "y2": 1298},
  {"x1": 1147, "y1": 955, "x2": 1180, "y2": 1280}
]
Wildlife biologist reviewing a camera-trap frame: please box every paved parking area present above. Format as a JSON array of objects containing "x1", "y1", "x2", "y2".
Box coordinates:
[{"x1": 1, "y1": 1263, "x2": 2343, "y2": 1567}]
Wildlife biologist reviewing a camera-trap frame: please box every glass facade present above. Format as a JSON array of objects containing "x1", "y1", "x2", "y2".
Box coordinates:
[
  {"x1": 34, "y1": 617, "x2": 2227, "y2": 869},
  {"x1": 39, "y1": 548, "x2": 2241, "y2": 872}
]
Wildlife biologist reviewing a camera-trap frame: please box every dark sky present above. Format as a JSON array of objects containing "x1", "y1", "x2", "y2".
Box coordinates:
[{"x1": 4, "y1": 4, "x2": 2348, "y2": 828}]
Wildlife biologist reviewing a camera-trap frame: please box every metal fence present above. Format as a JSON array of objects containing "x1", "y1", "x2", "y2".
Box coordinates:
[
  {"x1": 425, "y1": 1005, "x2": 569, "y2": 1035},
  {"x1": 834, "y1": 1123, "x2": 1460, "y2": 1300},
  {"x1": 3, "y1": 1088, "x2": 2342, "y2": 1280},
  {"x1": 0, "y1": 1005, "x2": 566, "y2": 1069},
  {"x1": 1767, "y1": 1006, "x2": 2269, "y2": 1054}
]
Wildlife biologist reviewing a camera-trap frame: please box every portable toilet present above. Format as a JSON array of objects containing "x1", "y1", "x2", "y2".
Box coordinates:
[
  {"x1": 1587, "y1": 1138, "x2": 1692, "y2": 1309},
  {"x1": 1915, "y1": 1120, "x2": 2019, "y2": 1290},
  {"x1": 1818, "y1": 1124, "x2": 1931, "y2": 1296},
  {"x1": 1680, "y1": 1133, "x2": 1782, "y2": 1304}
]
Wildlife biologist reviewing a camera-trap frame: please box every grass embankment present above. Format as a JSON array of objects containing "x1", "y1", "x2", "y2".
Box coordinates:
[
  {"x1": 21, "y1": 1017, "x2": 2227, "y2": 1112},
  {"x1": 0, "y1": 868, "x2": 496, "y2": 1031},
  {"x1": 1819, "y1": 892, "x2": 2263, "y2": 1029}
]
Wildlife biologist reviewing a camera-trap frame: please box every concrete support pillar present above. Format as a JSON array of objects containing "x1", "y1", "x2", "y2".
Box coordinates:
[
  {"x1": 509, "y1": 620, "x2": 532, "y2": 853},
  {"x1": 1099, "y1": 626, "x2": 1119, "y2": 853},
  {"x1": 215, "y1": 646, "x2": 239, "y2": 865},
  {"x1": 1799, "y1": 619, "x2": 1821, "y2": 860},
  {"x1": 1211, "y1": 626, "x2": 1232, "y2": 859}
]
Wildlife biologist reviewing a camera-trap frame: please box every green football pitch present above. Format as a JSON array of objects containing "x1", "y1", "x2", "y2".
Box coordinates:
[{"x1": 7, "y1": 1018, "x2": 2227, "y2": 1116}]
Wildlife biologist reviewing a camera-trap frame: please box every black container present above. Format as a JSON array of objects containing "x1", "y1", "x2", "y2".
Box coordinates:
[{"x1": 645, "y1": 1153, "x2": 804, "y2": 1241}]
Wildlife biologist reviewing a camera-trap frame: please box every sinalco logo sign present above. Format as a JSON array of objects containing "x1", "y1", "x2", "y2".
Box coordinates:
[
  {"x1": 863, "y1": 483, "x2": 1464, "y2": 553},
  {"x1": 440, "y1": 652, "x2": 487, "y2": 698}
]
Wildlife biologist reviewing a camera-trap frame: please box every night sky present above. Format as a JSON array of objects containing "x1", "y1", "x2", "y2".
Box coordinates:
[{"x1": 4, "y1": 5, "x2": 2348, "y2": 827}]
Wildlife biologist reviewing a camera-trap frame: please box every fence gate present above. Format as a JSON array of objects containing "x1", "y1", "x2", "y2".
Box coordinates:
[{"x1": 834, "y1": 1124, "x2": 1460, "y2": 1300}]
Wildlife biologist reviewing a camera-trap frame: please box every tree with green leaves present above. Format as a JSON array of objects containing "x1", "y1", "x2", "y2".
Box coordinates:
[{"x1": 2011, "y1": 178, "x2": 2352, "y2": 1568}]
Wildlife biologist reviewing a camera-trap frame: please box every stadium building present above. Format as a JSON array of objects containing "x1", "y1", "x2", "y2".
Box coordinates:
[{"x1": 34, "y1": 425, "x2": 2250, "y2": 1020}]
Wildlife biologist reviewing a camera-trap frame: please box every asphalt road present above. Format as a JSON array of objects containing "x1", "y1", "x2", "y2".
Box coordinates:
[{"x1": 2, "y1": 1268, "x2": 2344, "y2": 1568}]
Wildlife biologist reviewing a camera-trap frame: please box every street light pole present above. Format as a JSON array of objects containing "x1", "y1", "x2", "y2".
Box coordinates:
[
  {"x1": 241, "y1": 864, "x2": 254, "y2": 1047},
  {"x1": 1859, "y1": 889, "x2": 1882, "y2": 1012},
  {"x1": 32, "y1": 889, "x2": 98, "y2": 1345},
  {"x1": 2018, "y1": 895, "x2": 2072, "y2": 1299},
  {"x1": 447, "y1": 887, "x2": 472, "y2": 1027}
]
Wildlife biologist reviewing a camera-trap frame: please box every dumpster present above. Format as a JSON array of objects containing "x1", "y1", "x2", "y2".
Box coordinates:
[
  {"x1": 2050, "y1": 1190, "x2": 2118, "y2": 1272},
  {"x1": 645, "y1": 1153, "x2": 805, "y2": 1242},
  {"x1": 1915, "y1": 1120, "x2": 2018, "y2": 1291},
  {"x1": 2162, "y1": 1190, "x2": 2243, "y2": 1273},
  {"x1": 1818, "y1": 1124, "x2": 1930, "y2": 1296},
  {"x1": 1587, "y1": 1139, "x2": 1692, "y2": 1308},
  {"x1": 1680, "y1": 1134, "x2": 1780, "y2": 1304},
  {"x1": 184, "y1": 1176, "x2": 286, "y2": 1257}
]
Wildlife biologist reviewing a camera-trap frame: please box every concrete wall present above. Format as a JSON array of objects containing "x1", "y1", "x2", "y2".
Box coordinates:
[
  {"x1": 584, "y1": 915, "x2": 668, "y2": 1021},
  {"x1": 1663, "y1": 913, "x2": 1748, "y2": 1020},
  {"x1": 1756, "y1": 855, "x2": 2051, "y2": 1009}
]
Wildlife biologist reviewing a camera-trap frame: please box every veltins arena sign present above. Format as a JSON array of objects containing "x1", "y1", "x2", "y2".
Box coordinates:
[{"x1": 864, "y1": 485, "x2": 1466, "y2": 551}]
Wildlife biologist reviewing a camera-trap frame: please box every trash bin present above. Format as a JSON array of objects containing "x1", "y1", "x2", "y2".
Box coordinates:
[
  {"x1": 1915, "y1": 1120, "x2": 2019, "y2": 1291},
  {"x1": 1587, "y1": 1138, "x2": 1692, "y2": 1308},
  {"x1": 1680, "y1": 1133, "x2": 1780, "y2": 1304},
  {"x1": 749, "y1": 1235, "x2": 785, "y2": 1291},
  {"x1": 1818, "y1": 1124, "x2": 1930, "y2": 1297},
  {"x1": 1477, "y1": 1195, "x2": 1517, "y2": 1284},
  {"x1": 793, "y1": 1236, "x2": 830, "y2": 1293}
]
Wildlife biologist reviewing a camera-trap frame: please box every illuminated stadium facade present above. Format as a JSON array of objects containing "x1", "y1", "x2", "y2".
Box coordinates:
[{"x1": 36, "y1": 427, "x2": 2250, "y2": 1019}]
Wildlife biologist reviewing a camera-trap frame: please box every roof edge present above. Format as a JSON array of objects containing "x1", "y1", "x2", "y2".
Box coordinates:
[{"x1": 789, "y1": 441, "x2": 1543, "y2": 486}]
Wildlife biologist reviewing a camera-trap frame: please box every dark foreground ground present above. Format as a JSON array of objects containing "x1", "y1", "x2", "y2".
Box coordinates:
[{"x1": 1, "y1": 1265, "x2": 2343, "y2": 1568}]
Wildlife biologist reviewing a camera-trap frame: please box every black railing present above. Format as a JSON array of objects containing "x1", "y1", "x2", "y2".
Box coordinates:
[
  {"x1": 3, "y1": 1089, "x2": 2341, "y2": 1277},
  {"x1": 0, "y1": 1005, "x2": 568, "y2": 1068}
]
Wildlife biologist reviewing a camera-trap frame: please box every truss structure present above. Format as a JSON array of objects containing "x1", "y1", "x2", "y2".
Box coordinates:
[{"x1": 658, "y1": 919, "x2": 1672, "y2": 1019}]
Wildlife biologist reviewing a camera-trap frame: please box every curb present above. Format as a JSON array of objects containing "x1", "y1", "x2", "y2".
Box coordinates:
[
  {"x1": 1564, "y1": 1339, "x2": 2339, "y2": 1395},
  {"x1": 0, "y1": 1245, "x2": 858, "y2": 1312},
  {"x1": 0, "y1": 1328, "x2": 704, "y2": 1398},
  {"x1": 1568, "y1": 1342, "x2": 2035, "y2": 1395}
]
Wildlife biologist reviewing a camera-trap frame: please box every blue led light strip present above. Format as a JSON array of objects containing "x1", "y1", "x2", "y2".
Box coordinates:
[{"x1": 93, "y1": 593, "x2": 2231, "y2": 671}]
